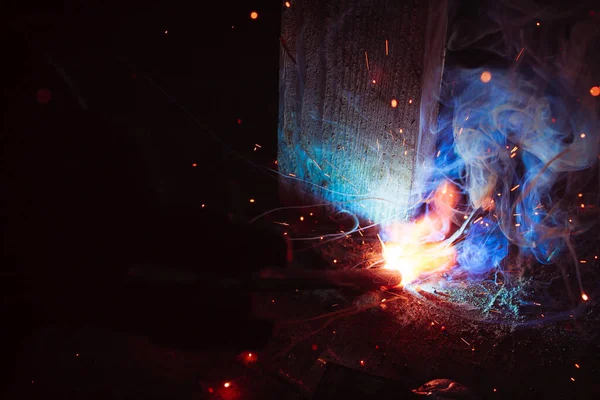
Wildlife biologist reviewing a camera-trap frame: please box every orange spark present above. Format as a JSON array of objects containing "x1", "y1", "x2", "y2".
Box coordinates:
[
  {"x1": 285, "y1": 1, "x2": 291, "y2": 7},
  {"x1": 364, "y1": 52, "x2": 370, "y2": 71},
  {"x1": 224, "y1": 382, "x2": 231, "y2": 388},
  {"x1": 391, "y1": 98, "x2": 398, "y2": 108},
  {"x1": 250, "y1": 11, "x2": 258, "y2": 19},
  {"x1": 591, "y1": 86, "x2": 600, "y2": 96},
  {"x1": 480, "y1": 71, "x2": 492, "y2": 83},
  {"x1": 516, "y1": 47, "x2": 525, "y2": 61},
  {"x1": 582, "y1": 293, "x2": 589, "y2": 301}
]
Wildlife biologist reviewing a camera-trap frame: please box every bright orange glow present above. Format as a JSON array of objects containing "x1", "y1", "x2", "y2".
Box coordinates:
[
  {"x1": 480, "y1": 71, "x2": 492, "y2": 83},
  {"x1": 285, "y1": 1, "x2": 291, "y2": 7},
  {"x1": 582, "y1": 293, "x2": 589, "y2": 301},
  {"x1": 591, "y1": 86, "x2": 600, "y2": 96},
  {"x1": 300, "y1": 216, "x2": 304, "y2": 221},
  {"x1": 382, "y1": 182, "x2": 458, "y2": 285},
  {"x1": 250, "y1": 11, "x2": 258, "y2": 19},
  {"x1": 224, "y1": 382, "x2": 231, "y2": 388},
  {"x1": 391, "y1": 99, "x2": 398, "y2": 108},
  {"x1": 249, "y1": 198, "x2": 255, "y2": 203},
  {"x1": 192, "y1": 163, "x2": 197, "y2": 167}
]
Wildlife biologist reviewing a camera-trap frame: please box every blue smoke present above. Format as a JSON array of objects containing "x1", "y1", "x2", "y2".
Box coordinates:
[{"x1": 434, "y1": 67, "x2": 599, "y2": 277}]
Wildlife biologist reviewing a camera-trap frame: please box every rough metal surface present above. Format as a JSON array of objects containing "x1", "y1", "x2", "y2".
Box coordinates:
[{"x1": 277, "y1": 0, "x2": 447, "y2": 224}]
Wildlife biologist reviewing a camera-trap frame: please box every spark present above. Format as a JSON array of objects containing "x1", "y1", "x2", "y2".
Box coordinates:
[
  {"x1": 360, "y1": 360, "x2": 365, "y2": 366},
  {"x1": 575, "y1": 363, "x2": 580, "y2": 368},
  {"x1": 510, "y1": 152, "x2": 517, "y2": 158},
  {"x1": 437, "y1": 150, "x2": 441, "y2": 157},
  {"x1": 249, "y1": 198, "x2": 255, "y2": 203},
  {"x1": 536, "y1": 21, "x2": 540, "y2": 26},
  {"x1": 300, "y1": 216, "x2": 304, "y2": 221},
  {"x1": 511, "y1": 146, "x2": 518, "y2": 153},
  {"x1": 511, "y1": 184, "x2": 520, "y2": 192},
  {"x1": 591, "y1": 86, "x2": 600, "y2": 96},
  {"x1": 285, "y1": 1, "x2": 291, "y2": 7},
  {"x1": 473, "y1": 216, "x2": 483, "y2": 224},
  {"x1": 201, "y1": 204, "x2": 206, "y2": 208},
  {"x1": 399, "y1": 128, "x2": 403, "y2": 134},
  {"x1": 391, "y1": 98, "x2": 398, "y2": 108},
  {"x1": 461, "y1": 338, "x2": 471, "y2": 346},
  {"x1": 515, "y1": 223, "x2": 521, "y2": 227},
  {"x1": 580, "y1": 133, "x2": 586, "y2": 138},
  {"x1": 385, "y1": 39, "x2": 389, "y2": 55},
  {"x1": 480, "y1": 71, "x2": 492, "y2": 83},
  {"x1": 273, "y1": 221, "x2": 289, "y2": 226},
  {"x1": 570, "y1": 377, "x2": 575, "y2": 382},
  {"x1": 364, "y1": 52, "x2": 370, "y2": 71},
  {"x1": 288, "y1": 173, "x2": 296, "y2": 177},
  {"x1": 224, "y1": 382, "x2": 231, "y2": 388},
  {"x1": 372, "y1": 79, "x2": 377, "y2": 84},
  {"x1": 408, "y1": 99, "x2": 413, "y2": 104},
  {"x1": 516, "y1": 47, "x2": 525, "y2": 60},
  {"x1": 250, "y1": 11, "x2": 258, "y2": 19},
  {"x1": 333, "y1": 259, "x2": 337, "y2": 263},
  {"x1": 581, "y1": 204, "x2": 585, "y2": 208},
  {"x1": 192, "y1": 163, "x2": 197, "y2": 167},
  {"x1": 578, "y1": 193, "x2": 583, "y2": 197},
  {"x1": 164, "y1": 30, "x2": 168, "y2": 35},
  {"x1": 580, "y1": 260, "x2": 587, "y2": 264},
  {"x1": 582, "y1": 293, "x2": 589, "y2": 301}
]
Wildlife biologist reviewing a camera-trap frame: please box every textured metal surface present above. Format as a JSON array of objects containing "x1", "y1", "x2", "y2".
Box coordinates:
[{"x1": 278, "y1": 0, "x2": 447, "y2": 224}]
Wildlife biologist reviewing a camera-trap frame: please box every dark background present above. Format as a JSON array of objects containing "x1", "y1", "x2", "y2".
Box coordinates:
[{"x1": 3, "y1": 0, "x2": 287, "y2": 396}]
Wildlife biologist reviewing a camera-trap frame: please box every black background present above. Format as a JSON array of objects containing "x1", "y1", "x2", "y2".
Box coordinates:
[{"x1": 3, "y1": 0, "x2": 286, "y2": 393}]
